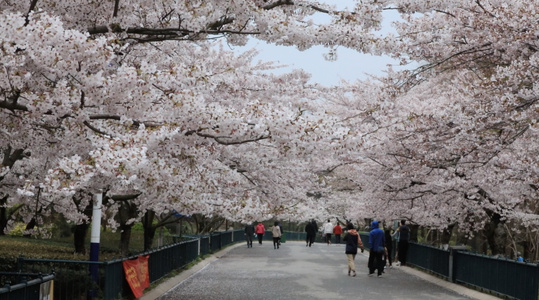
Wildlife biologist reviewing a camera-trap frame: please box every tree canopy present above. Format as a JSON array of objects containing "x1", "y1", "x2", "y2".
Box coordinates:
[{"x1": 1, "y1": 0, "x2": 538, "y2": 256}]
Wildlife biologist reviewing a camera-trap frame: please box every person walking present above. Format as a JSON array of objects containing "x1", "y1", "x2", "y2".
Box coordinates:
[
  {"x1": 255, "y1": 222, "x2": 266, "y2": 245},
  {"x1": 397, "y1": 220, "x2": 410, "y2": 266},
  {"x1": 368, "y1": 220, "x2": 386, "y2": 277},
  {"x1": 323, "y1": 219, "x2": 333, "y2": 245},
  {"x1": 304, "y1": 221, "x2": 313, "y2": 246},
  {"x1": 244, "y1": 222, "x2": 255, "y2": 248},
  {"x1": 384, "y1": 227, "x2": 393, "y2": 267},
  {"x1": 271, "y1": 221, "x2": 282, "y2": 249},
  {"x1": 333, "y1": 223, "x2": 343, "y2": 244},
  {"x1": 312, "y1": 219, "x2": 318, "y2": 237},
  {"x1": 278, "y1": 222, "x2": 284, "y2": 246},
  {"x1": 305, "y1": 219, "x2": 317, "y2": 247},
  {"x1": 343, "y1": 223, "x2": 364, "y2": 277},
  {"x1": 392, "y1": 226, "x2": 400, "y2": 265}
]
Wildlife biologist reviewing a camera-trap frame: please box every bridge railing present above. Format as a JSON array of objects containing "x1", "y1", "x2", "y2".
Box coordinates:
[{"x1": 6, "y1": 229, "x2": 538, "y2": 300}]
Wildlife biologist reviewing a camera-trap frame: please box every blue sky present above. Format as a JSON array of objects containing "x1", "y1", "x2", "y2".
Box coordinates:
[
  {"x1": 232, "y1": 3, "x2": 402, "y2": 86},
  {"x1": 235, "y1": 41, "x2": 399, "y2": 85}
]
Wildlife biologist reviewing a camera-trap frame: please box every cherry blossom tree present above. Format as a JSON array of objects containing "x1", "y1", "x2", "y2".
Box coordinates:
[
  {"x1": 316, "y1": 0, "x2": 539, "y2": 255},
  {"x1": 1, "y1": 1, "x2": 354, "y2": 251},
  {"x1": 2, "y1": 0, "x2": 538, "y2": 258}
]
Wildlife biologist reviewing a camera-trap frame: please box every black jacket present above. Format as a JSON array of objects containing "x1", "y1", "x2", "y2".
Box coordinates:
[
  {"x1": 305, "y1": 222, "x2": 316, "y2": 236},
  {"x1": 245, "y1": 224, "x2": 255, "y2": 235},
  {"x1": 344, "y1": 231, "x2": 360, "y2": 254}
]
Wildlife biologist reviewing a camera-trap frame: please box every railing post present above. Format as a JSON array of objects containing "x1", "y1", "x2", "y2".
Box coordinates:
[
  {"x1": 448, "y1": 246, "x2": 467, "y2": 282},
  {"x1": 17, "y1": 255, "x2": 24, "y2": 273}
]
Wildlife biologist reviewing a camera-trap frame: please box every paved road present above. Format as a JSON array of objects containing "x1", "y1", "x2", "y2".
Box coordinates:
[{"x1": 144, "y1": 241, "x2": 500, "y2": 300}]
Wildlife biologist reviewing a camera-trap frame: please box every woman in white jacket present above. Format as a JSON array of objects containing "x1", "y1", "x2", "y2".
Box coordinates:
[
  {"x1": 323, "y1": 219, "x2": 333, "y2": 245},
  {"x1": 271, "y1": 221, "x2": 282, "y2": 249}
]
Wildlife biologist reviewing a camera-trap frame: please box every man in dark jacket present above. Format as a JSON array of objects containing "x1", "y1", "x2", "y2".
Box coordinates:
[
  {"x1": 397, "y1": 219, "x2": 410, "y2": 266},
  {"x1": 244, "y1": 222, "x2": 255, "y2": 248},
  {"x1": 305, "y1": 219, "x2": 317, "y2": 247},
  {"x1": 368, "y1": 220, "x2": 385, "y2": 277}
]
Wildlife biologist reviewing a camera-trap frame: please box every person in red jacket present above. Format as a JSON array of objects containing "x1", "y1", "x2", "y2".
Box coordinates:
[
  {"x1": 333, "y1": 223, "x2": 343, "y2": 244},
  {"x1": 255, "y1": 222, "x2": 266, "y2": 245}
]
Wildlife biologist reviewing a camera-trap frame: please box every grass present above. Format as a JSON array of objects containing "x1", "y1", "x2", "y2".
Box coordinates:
[{"x1": 0, "y1": 229, "x2": 174, "y2": 261}]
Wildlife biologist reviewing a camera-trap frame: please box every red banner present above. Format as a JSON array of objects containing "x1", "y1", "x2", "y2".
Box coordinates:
[{"x1": 123, "y1": 255, "x2": 150, "y2": 298}]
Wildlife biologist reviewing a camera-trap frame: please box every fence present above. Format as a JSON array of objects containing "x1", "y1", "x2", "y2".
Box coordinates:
[
  {"x1": 13, "y1": 230, "x2": 242, "y2": 300},
  {"x1": 404, "y1": 242, "x2": 539, "y2": 300},
  {"x1": 339, "y1": 232, "x2": 538, "y2": 299},
  {"x1": 408, "y1": 242, "x2": 450, "y2": 278},
  {"x1": 453, "y1": 251, "x2": 539, "y2": 300},
  {"x1": 6, "y1": 230, "x2": 539, "y2": 300},
  {"x1": 0, "y1": 272, "x2": 55, "y2": 300}
]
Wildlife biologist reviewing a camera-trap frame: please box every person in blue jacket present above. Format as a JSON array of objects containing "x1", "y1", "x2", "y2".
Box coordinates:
[{"x1": 368, "y1": 220, "x2": 386, "y2": 277}]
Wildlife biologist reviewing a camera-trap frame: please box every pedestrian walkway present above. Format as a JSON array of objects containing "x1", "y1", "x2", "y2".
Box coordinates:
[{"x1": 142, "y1": 241, "x2": 501, "y2": 300}]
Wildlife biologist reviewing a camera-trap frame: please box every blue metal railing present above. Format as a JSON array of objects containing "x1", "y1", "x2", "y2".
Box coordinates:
[
  {"x1": 0, "y1": 272, "x2": 55, "y2": 300},
  {"x1": 408, "y1": 242, "x2": 450, "y2": 278},
  {"x1": 454, "y1": 251, "x2": 539, "y2": 300},
  {"x1": 7, "y1": 230, "x2": 539, "y2": 300},
  {"x1": 200, "y1": 235, "x2": 210, "y2": 256}
]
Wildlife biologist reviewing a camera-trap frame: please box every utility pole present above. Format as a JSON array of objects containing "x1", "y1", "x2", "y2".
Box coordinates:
[{"x1": 89, "y1": 191, "x2": 102, "y2": 298}]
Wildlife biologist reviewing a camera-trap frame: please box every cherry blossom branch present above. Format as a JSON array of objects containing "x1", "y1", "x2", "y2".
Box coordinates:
[
  {"x1": 113, "y1": 0, "x2": 120, "y2": 18},
  {"x1": 87, "y1": 1, "x2": 333, "y2": 42},
  {"x1": 25, "y1": 0, "x2": 39, "y2": 25},
  {"x1": 1, "y1": 146, "x2": 27, "y2": 169},
  {"x1": 474, "y1": 0, "x2": 496, "y2": 18},
  {"x1": 88, "y1": 25, "x2": 260, "y2": 42},
  {"x1": 195, "y1": 132, "x2": 270, "y2": 145},
  {"x1": 502, "y1": 125, "x2": 529, "y2": 146},
  {"x1": 184, "y1": 127, "x2": 270, "y2": 145},
  {"x1": 88, "y1": 115, "x2": 162, "y2": 128},
  {"x1": 110, "y1": 193, "x2": 142, "y2": 201},
  {"x1": 83, "y1": 120, "x2": 111, "y2": 136},
  {"x1": 0, "y1": 91, "x2": 27, "y2": 112},
  {"x1": 263, "y1": 0, "x2": 329, "y2": 14},
  {"x1": 514, "y1": 98, "x2": 538, "y2": 111}
]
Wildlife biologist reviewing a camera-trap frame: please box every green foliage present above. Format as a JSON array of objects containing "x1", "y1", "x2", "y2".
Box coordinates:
[
  {"x1": 8, "y1": 222, "x2": 26, "y2": 236},
  {"x1": 0, "y1": 235, "x2": 88, "y2": 260},
  {"x1": 131, "y1": 221, "x2": 172, "y2": 235},
  {"x1": 132, "y1": 222, "x2": 144, "y2": 231},
  {"x1": 53, "y1": 218, "x2": 74, "y2": 238}
]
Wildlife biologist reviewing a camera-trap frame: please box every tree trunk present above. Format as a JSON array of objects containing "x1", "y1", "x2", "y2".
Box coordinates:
[
  {"x1": 72, "y1": 201, "x2": 93, "y2": 254},
  {"x1": 144, "y1": 226, "x2": 156, "y2": 251},
  {"x1": 192, "y1": 214, "x2": 225, "y2": 234},
  {"x1": 482, "y1": 212, "x2": 505, "y2": 255},
  {"x1": 117, "y1": 201, "x2": 138, "y2": 256},
  {"x1": 440, "y1": 224, "x2": 455, "y2": 245},
  {"x1": 119, "y1": 224, "x2": 132, "y2": 256},
  {"x1": 410, "y1": 224, "x2": 419, "y2": 242},
  {"x1": 23, "y1": 218, "x2": 37, "y2": 237},
  {"x1": 0, "y1": 196, "x2": 7, "y2": 235},
  {"x1": 1, "y1": 147, "x2": 26, "y2": 235},
  {"x1": 142, "y1": 210, "x2": 156, "y2": 251},
  {"x1": 73, "y1": 223, "x2": 89, "y2": 254}
]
